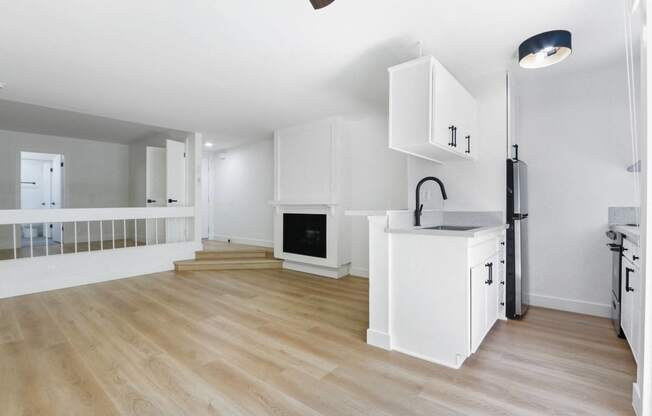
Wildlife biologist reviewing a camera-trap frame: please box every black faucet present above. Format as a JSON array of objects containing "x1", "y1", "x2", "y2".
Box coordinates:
[{"x1": 415, "y1": 176, "x2": 448, "y2": 226}]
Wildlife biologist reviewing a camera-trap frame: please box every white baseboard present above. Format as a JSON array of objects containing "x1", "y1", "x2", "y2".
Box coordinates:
[
  {"x1": 632, "y1": 382, "x2": 641, "y2": 416},
  {"x1": 349, "y1": 266, "x2": 369, "y2": 278},
  {"x1": 528, "y1": 293, "x2": 611, "y2": 318},
  {"x1": 392, "y1": 345, "x2": 464, "y2": 370},
  {"x1": 366, "y1": 329, "x2": 391, "y2": 350},
  {"x1": 210, "y1": 234, "x2": 273, "y2": 248},
  {"x1": 283, "y1": 261, "x2": 350, "y2": 279}
]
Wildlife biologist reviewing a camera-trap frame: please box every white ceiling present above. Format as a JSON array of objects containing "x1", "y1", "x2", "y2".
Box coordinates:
[
  {"x1": 0, "y1": 99, "x2": 187, "y2": 145},
  {"x1": 0, "y1": 0, "x2": 627, "y2": 147}
]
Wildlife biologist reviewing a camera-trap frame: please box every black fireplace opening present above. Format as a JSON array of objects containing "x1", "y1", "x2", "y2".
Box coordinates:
[{"x1": 283, "y1": 213, "x2": 327, "y2": 258}]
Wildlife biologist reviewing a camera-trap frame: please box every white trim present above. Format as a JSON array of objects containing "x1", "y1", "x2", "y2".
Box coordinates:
[
  {"x1": 349, "y1": 266, "x2": 369, "y2": 278},
  {"x1": 282, "y1": 261, "x2": 350, "y2": 279},
  {"x1": 634, "y1": 382, "x2": 642, "y2": 416},
  {"x1": 391, "y1": 346, "x2": 464, "y2": 370},
  {"x1": 0, "y1": 206, "x2": 194, "y2": 225},
  {"x1": 210, "y1": 234, "x2": 273, "y2": 248},
  {"x1": 528, "y1": 293, "x2": 611, "y2": 318},
  {"x1": 366, "y1": 329, "x2": 391, "y2": 350}
]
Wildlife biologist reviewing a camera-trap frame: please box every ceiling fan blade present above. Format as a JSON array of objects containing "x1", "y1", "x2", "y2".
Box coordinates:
[{"x1": 309, "y1": 0, "x2": 335, "y2": 9}]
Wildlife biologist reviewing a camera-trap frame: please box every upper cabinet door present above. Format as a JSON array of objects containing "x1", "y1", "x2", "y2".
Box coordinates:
[{"x1": 389, "y1": 56, "x2": 478, "y2": 164}]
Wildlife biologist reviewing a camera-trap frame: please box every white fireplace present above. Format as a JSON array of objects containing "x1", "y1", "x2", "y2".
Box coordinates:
[{"x1": 271, "y1": 117, "x2": 351, "y2": 278}]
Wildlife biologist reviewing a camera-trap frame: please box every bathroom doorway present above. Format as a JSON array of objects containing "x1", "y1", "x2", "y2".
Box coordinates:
[{"x1": 19, "y1": 152, "x2": 64, "y2": 248}]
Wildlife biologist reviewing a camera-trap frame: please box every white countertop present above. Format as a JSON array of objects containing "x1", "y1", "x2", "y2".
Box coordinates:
[
  {"x1": 345, "y1": 209, "x2": 407, "y2": 216},
  {"x1": 388, "y1": 224, "x2": 508, "y2": 238},
  {"x1": 610, "y1": 225, "x2": 640, "y2": 245}
]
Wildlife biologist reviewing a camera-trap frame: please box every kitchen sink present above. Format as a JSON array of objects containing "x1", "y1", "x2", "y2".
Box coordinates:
[{"x1": 422, "y1": 225, "x2": 482, "y2": 231}]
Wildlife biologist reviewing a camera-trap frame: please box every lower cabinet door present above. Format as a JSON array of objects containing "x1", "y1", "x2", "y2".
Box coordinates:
[
  {"x1": 621, "y1": 260, "x2": 634, "y2": 344},
  {"x1": 470, "y1": 263, "x2": 487, "y2": 353},
  {"x1": 630, "y1": 264, "x2": 640, "y2": 363},
  {"x1": 485, "y1": 256, "x2": 499, "y2": 330}
]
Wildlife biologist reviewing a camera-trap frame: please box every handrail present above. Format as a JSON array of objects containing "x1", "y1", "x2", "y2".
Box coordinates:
[{"x1": 0, "y1": 206, "x2": 195, "y2": 225}]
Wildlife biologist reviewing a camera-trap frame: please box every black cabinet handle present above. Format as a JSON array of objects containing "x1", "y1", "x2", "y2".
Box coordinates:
[
  {"x1": 633, "y1": 255, "x2": 639, "y2": 261},
  {"x1": 448, "y1": 125, "x2": 454, "y2": 146},
  {"x1": 453, "y1": 127, "x2": 458, "y2": 147},
  {"x1": 485, "y1": 262, "x2": 493, "y2": 285},
  {"x1": 465, "y1": 135, "x2": 471, "y2": 154},
  {"x1": 626, "y1": 267, "x2": 635, "y2": 292},
  {"x1": 147, "y1": 199, "x2": 157, "y2": 204},
  {"x1": 168, "y1": 198, "x2": 178, "y2": 203}
]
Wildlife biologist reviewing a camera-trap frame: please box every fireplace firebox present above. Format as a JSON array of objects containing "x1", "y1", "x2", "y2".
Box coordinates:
[{"x1": 283, "y1": 213, "x2": 327, "y2": 258}]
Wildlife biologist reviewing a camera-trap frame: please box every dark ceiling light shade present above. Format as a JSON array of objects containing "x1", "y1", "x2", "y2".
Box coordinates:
[
  {"x1": 309, "y1": 0, "x2": 335, "y2": 9},
  {"x1": 518, "y1": 30, "x2": 572, "y2": 69}
]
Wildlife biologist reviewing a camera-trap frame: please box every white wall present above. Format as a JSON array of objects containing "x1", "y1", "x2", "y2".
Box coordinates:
[
  {"x1": 349, "y1": 114, "x2": 408, "y2": 276},
  {"x1": 0, "y1": 129, "x2": 132, "y2": 210},
  {"x1": 0, "y1": 129, "x2": 134, "y2": 248},
  {"x1": 209, "y1": 139, "x2": 275, "y2": 247},
  {"x1": 516, "y1": 62, "x2": 638, "y2": 316},
  {"x1": 406, "y1": 71, "x2": 508, "y2": 215}
]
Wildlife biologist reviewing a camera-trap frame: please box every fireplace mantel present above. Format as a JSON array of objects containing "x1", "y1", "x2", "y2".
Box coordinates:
[{"x1": 269, "y1": 200, "x2": 338, "y2": 215}]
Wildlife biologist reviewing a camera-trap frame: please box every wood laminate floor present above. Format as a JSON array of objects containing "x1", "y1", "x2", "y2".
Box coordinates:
[{"x1": 0, "y1": 268, "x2": 636, "y2": 415}]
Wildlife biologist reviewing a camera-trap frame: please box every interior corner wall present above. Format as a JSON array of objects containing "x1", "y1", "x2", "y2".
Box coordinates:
[
  {"x1": 406, "y1": 71, "x2": 508, "y2": 215},
  {"x1": 348, "y1": 113, "x2": 408, "y2": 277},
  {"x1": 516, "y1": 62, "x2": 638, "y2": 317},
  {"x1": 210, "y1": 139, "x2": 275, "y2": 247}
]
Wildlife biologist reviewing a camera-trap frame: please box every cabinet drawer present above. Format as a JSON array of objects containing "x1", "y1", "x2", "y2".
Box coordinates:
[{"x1": 622, "y1": 238, "x2": 640, "y2": 266}]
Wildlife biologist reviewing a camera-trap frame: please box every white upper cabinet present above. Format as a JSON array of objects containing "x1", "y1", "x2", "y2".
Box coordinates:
[{"x1": 389, "y1": 56, "x2": 478, "y2": 163}]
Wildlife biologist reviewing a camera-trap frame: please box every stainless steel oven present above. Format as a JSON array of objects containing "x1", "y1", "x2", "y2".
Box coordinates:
[{"x1": 606, "y1": 230, "x2": 625, "y2": 338}]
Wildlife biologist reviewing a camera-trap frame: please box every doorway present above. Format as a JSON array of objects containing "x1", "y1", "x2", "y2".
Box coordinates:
[{"x1": 19, "y1": 152, "x2": 64, "y2": 247}]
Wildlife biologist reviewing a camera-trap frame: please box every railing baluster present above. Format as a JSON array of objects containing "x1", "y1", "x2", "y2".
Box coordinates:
[
  {"x1": 123, "y1": 219, "x2": 127, "y2": 248},
  {"x1": 134, "y1": 220, "x2": 138, "y2": 247},
  {"x1": 145, "y1": 219, "x2": 149, "y2": 246},
  {"x1": 112, "y1": 220, "x2": 115, "y2": 250},
  {"x1": 155, "y1": 218, "x2": 159, "y2": 245},
  {"x1": 60, "y1": 223, "x2": 64, "y2": 255},
  {"x1": 100, "y1": 221, "x2": 103, "y2": 251},
  {"x1": 30, "y1": 224, "x2": 34, "y2": 258},
  {"x1": 87, "y1": 221, "x2": 91, "y2": 252},
  {"x1": 74, "y1": 222, "x2": 78, "y2": 253},
  {"x1": 13, "y1": 224, "x2": 17, "y2": 259},
  {"x1": 44, "y1": 223, "x2": 49, "y2": 256}
]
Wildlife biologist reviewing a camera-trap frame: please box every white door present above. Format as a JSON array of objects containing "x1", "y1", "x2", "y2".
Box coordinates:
[
  {"x1": 201, "y1": 158, "x2": 210, "y2": 239},
  {"x1": 166, "y1": 140, "x2": 186, "y2": 242},
  {"x1": 485, "y1": 257, "x2": 499, "y2": 331},
  {"x1": 146, "y1": 147, "x2": 166, "y2": 207},
  {"x1": 146, "y1": 147, "x2": 166, "y2": 243},
  {"x1": 50, "y1": 155, "x2": 63, "y2": 243}
]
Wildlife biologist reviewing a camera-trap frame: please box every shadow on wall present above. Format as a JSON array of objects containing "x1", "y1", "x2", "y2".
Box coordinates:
[{"x1": 325, "y1": 37, "x2": 421, "y2": 108}]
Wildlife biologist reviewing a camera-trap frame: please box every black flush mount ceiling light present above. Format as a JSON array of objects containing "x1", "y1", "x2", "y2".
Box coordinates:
[
  {"x1": 309, "y1": 0, "x2": 335, "y2": 9},
  {"x1": 518, "y1": 30, "x2": 572, "y2": 69}
]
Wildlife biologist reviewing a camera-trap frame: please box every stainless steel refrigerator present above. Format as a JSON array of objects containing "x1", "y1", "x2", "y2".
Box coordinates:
[{"x1": 506, "y1": 159, "x2": 529, "y2": 319}]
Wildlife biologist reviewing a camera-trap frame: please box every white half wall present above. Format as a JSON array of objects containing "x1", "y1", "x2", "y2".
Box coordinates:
[
  {"x1": 516, "y1": 62, "x2": 638, "y2": 317},
  {"x1": 209, "y1": 139, "x2": 275, "y2": 247}
]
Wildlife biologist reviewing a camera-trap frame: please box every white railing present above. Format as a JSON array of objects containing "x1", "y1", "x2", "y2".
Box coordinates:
[{"x1": 0, "y1": 207, "x2": 195, "y2": 261}]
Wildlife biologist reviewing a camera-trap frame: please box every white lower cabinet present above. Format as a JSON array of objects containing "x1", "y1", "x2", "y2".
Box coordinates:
[
  {"x1": 471, "y1": 252, "x2": 500, "y2": 353},
  {"x1": 621, "y1": 256, "x2": 641, "y2": 362}
]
